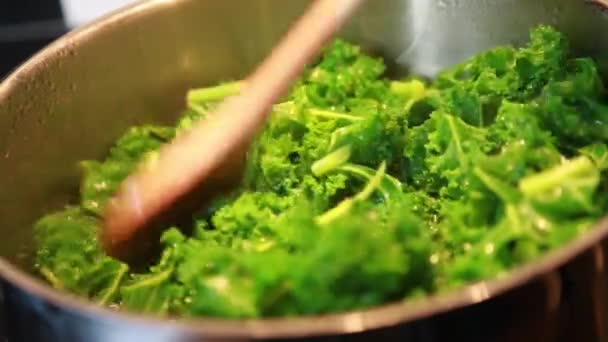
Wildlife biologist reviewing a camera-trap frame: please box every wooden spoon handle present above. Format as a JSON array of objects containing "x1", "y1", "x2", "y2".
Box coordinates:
[
  {"x1": 590, "y1": 0, "x2": 608, "y2": 11},
  {"x1": 102, "y1": 0, "x2": 366, "y2": 257}
]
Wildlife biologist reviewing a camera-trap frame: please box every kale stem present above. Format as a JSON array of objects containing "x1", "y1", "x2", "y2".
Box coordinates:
[
  {"x1": 312, "y1": 145, "x2": 352, "y2": 176},
  {"x1": 316, "y1": 162, "x2": 386, "y2": 225},
  {"x1": 273, "y1": 101, "x2": 363, "y2": 123},
  {"x1": 307, "y1": 108, "x2": 364, "y2": 121},
  {"x1": 473, "y1": 167, "x2": 521, "y2": 203},
  {"x1": 187, "y1": 81, "x2": 244, "y2": 104},
  {"x1": 40, "y1": 268, "x2": 64, "y2": 289},
  {"x1": 354, "y1": 162, "x2": 387, "y2": 201},
  {"x1": 315, "y1": 199, "x2": 355, "y2": 226},
  {"x1": 339, "y1": 164, "x2": 402, "y2": 201},
  {"x1": 390, "y1": 80, "x2": 426, "y2": 99},
  {"x1": 187, "y1": 102, "x2": 209, "y2": 117},
  {"x1": 96, "y1": 263, "x2": 129, "y2": 306},
  {"x1": 519, "y1": 156, "x2": 595, "y2": 196}
]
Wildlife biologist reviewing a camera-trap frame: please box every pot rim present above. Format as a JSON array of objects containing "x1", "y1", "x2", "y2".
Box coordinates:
[{"x1": 2, "y1": 0, "x2": 608, "y2": 338}]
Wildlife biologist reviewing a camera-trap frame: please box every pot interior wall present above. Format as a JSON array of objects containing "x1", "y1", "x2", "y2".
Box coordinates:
[{"x1": 0, "y1": 0, "x2": 607, "y2": 269}]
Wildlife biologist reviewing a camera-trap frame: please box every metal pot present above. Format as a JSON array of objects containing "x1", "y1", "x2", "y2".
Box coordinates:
[{"x1": 1, "y1": 0, "x2": 608, "y2": 341}]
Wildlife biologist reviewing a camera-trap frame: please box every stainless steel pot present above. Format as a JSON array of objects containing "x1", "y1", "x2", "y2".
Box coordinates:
[{"x1": 1, "y1": 0, "x2": 608, "y2": 341}]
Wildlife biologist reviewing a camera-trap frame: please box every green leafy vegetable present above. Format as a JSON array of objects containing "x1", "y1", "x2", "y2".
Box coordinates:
[
  {"x1": 34, "y1": 25, "x2": 608, "y2": 319},
  {"x1": 35, "y1": 207, "x2": 128, "y2": 305}
]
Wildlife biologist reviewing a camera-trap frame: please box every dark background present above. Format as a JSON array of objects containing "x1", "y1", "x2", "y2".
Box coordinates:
[
  {"x1": 0, "y1": 0, "x2": 67, "y2": 77},
  {"x1": 0, "y1": 4, "x2": 66, "y2": 339}
]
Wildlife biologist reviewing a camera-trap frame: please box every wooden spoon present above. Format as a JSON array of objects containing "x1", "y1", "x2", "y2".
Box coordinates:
[
  {"x1": 590, "y1": 0, "x2": 608, "y2": 11},
  {"x1": 102, "y1": 0, "x2": 366, "y2": 261}
]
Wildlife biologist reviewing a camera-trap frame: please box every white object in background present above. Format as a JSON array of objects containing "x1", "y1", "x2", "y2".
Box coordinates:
[{"x1": 60, "y1": 0, "x2": 136, "y2": 28}]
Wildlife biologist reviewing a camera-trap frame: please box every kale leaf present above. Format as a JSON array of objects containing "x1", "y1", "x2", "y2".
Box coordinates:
[{"x1": 33, "y1": 25, "x2": 608, "y2": 319}]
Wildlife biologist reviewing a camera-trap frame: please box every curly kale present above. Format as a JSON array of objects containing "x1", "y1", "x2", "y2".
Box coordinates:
[
  {"x1": 34, "y1": 207, "x2": 128, "y2": 305},
  {"x1": 34, "y1": 25, "x2": 608, "y2": 318}
]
